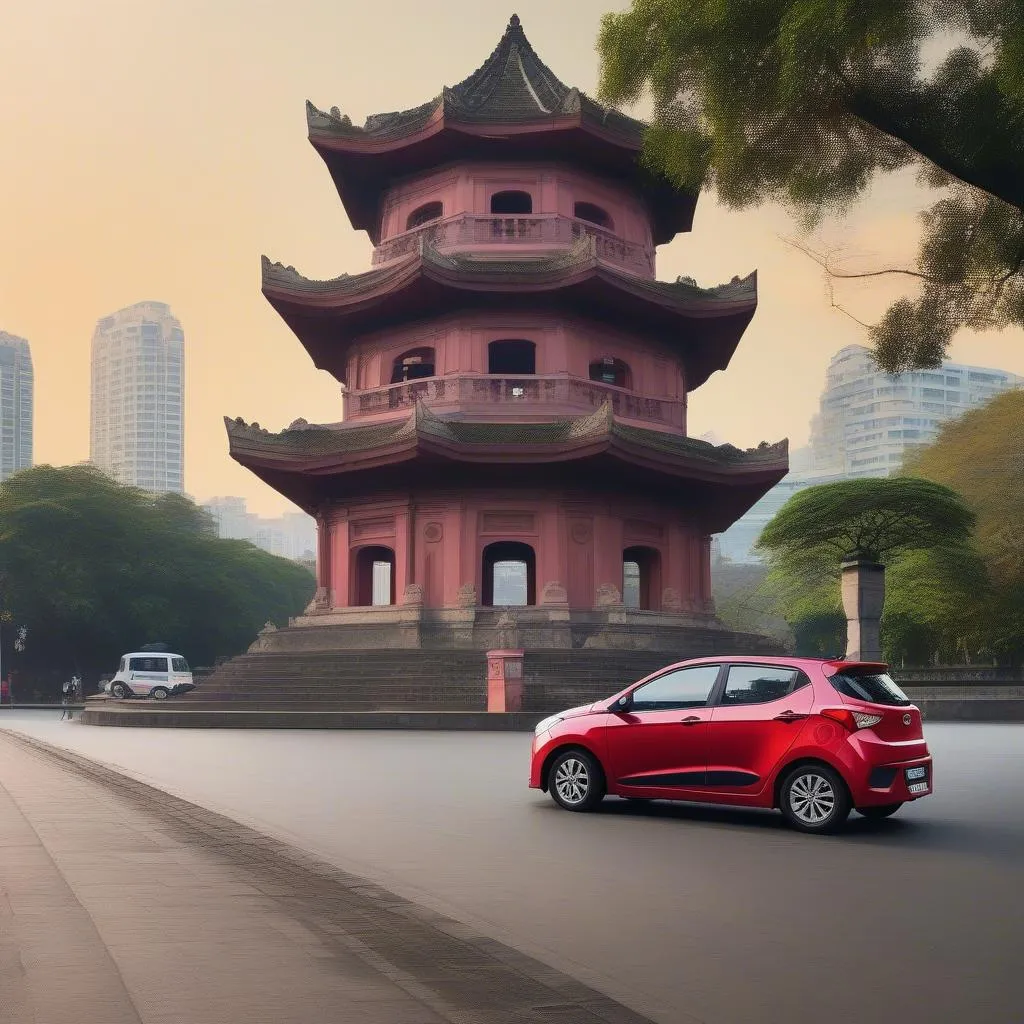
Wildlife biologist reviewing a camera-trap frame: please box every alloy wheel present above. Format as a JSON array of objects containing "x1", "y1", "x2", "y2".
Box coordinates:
[
  {"x1": 553, "y1": 756, "x2": 590, "y2": 806},
  {"x1": 788, "y1": 772, "x2": 837, "y2": 825}
]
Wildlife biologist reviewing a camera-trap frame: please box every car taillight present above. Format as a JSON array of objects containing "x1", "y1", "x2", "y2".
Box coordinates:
[{"x1": 820, "y1": 708, "x2": 883, "y2": 731}]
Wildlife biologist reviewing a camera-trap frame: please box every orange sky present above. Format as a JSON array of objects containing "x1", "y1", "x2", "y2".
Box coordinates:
[{"x1": 2, "y1": 0, "x2": 1022, "y2": 516}]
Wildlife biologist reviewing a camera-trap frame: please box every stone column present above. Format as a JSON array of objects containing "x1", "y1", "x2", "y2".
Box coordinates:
[
  {"x1": 592, "y1": 510, "x2": 622, "y2": 605},
  {"x1": 330, "y1": 515, "x2": 351, "y2": 609},
  {"x1": 841, "y1": 560, "x2": 885, "y2": 662},
  {"x1": 314, "y1": 510, "x2": 333, "y2": 610}
]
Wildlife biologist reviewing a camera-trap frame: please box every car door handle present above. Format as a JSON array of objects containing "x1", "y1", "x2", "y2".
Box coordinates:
[
  {"x1": 773, "y1": 710, "x2": 808, "y2": 722},
  {"x1": 680, "y1": 716, "x2": 702, "y2": 725}
]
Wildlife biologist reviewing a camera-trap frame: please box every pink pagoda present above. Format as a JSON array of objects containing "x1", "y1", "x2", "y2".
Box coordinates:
[{"x1": 225, "y1": 15, "x2": 787, "y2": 680}]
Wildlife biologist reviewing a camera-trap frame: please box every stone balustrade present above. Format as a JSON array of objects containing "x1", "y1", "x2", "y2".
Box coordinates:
[
  {"x1": 371, "y1": 213, "x2": 654, "y2": 275},
  {"x1": 346, "y1": 373, "x2": 685, "y2": 429}
]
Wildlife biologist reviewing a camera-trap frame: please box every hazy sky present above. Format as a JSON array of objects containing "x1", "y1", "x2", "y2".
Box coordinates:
[{"x1": 3, "y1": 1, "x2": 1022, "y2": 516}]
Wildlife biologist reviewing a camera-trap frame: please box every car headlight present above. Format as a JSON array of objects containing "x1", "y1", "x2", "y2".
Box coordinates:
[{"x1": 534, "y1": 715, "x2": 564, "y2": 735}]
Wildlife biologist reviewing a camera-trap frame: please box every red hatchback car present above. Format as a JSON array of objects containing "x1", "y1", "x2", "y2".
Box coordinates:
[{"x1": 530, "y1": 657, "x2": 932, "y2": 833}]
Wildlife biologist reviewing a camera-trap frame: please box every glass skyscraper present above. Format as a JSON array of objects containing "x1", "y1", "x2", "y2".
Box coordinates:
[
  {"x1": 90, "y1": 302, "x2": 184, "y2": 494},
  {"x1": 0, "y1": 332, "x2": 34, "y2": 482}
]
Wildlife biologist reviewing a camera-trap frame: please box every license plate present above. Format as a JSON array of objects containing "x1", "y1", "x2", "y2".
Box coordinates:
[
  {"x1": 908, "y1": 782, "x2": 929, "y2": 794},
  {"x1": 905, "y1": 766, "x2": 927, "y2": 781}
]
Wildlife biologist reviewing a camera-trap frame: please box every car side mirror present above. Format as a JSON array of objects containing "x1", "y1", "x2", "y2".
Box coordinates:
[{"x1": 610, "y1": 694, "x2": 633, "y2": 714}]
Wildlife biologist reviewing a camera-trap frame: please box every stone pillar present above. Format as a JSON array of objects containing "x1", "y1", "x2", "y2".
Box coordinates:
[
  {"x1": 486, "y1": 649, "x2": 524, "y2": 712},
  {"x1": 330, "y1": 515, "x2": 351, "y2": 608},
  {"x1": 314, "y1": 511, "x2": 332, "y2": 610},
  {"x1": 394, "y1": 506, "x2": 412, "y2": 601},
  {"x1": 592, "y1": 510, "x2": 622, "y2": 604},
  {"x1": 841, "y1": 560, "x2": 885, "y2": 662}
]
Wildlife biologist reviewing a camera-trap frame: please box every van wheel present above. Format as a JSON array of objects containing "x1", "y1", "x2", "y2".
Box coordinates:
[
  {"x1": 150, "y1": 687, "x2": 169, "y2": 700},
  {"x1": 110, "y1": 682, "x2": 129, "y2": 699}
]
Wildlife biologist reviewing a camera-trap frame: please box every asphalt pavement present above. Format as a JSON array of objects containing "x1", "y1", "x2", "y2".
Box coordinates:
[{"x1": 2, "y1": 712, "x2": 1021, "y2": 1024}]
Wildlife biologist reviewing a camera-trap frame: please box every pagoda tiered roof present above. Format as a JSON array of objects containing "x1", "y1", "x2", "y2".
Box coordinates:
[
  {"x1": 225, "y1": 402, "x2": 788, "y2": 530},
  {"x1": 306, "y1": 15, "x2": 696, "y2": 244},
  {"x1": 261, "y1": 237, "x2": 758, "y2": 391}
]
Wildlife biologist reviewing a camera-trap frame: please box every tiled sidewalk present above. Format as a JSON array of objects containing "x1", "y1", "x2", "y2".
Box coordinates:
[{"x1": 0, "y1": 731, "x2": 649, "y2": 1024}]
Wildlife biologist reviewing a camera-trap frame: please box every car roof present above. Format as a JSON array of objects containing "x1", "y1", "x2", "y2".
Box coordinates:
[
  {"x1": 659, "y1": 655, "x2": 889, "y2": 672},
  {"x1": 122, "y1": 651, "x2": 186, "y2": 659}
]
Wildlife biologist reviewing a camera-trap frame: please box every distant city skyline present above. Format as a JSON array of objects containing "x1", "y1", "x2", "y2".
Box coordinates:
[
  {"x1": 0, "y1": 332, "x2": 34, "y2": 482},
  {"x1": 717, "y1": 345, "x2": 1024, "y2": 563},
  {"x1": 90, "y1": 301, "x2": 184, "y2": 494},
  {"x1": 202, "y1": 496, "x2": 315, "y2": 562}
]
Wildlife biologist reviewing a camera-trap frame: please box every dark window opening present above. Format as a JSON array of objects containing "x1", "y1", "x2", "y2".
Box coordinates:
[
  {"x1": 574, "y1": 201, "x2": 613, "y2": 230},
  {"x1": 490, "y1": 190, "x2": 533, "y2": 215},
  {"x1": 354, "y1": 546, "x2": 396, "y2": 607},
  {"x1": 482, "y1": 541, "x2": 536, "y2": 607},
  {"x1": 390, "y1": 348, "x2": 436, "y2": 385},
  {"x1": 623, "y1": 546, "x2": 661, "y2": 610},
  {"x1": 488, "y1": 340, "x2": 536, "y2": 376},
  {"x1": 829, "y1": 670, "x2": 911, "y2": 707},
  {"x1": 590, "y1": 358, "x2": 631, "y2": 388},
  {"x1": 406, "y1": 202, "x2": 443, "y2": 230}
]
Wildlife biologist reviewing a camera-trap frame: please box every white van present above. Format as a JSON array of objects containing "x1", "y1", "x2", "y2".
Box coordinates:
[{"x1": 103, "y1": 652, "x2": 194, "y2": 699}]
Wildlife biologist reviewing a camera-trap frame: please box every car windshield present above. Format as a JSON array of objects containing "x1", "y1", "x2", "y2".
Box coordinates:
[
  {"x1": 171, "y1": 657, "x2": 190, "y2": 672},
  {"x1": 829, "y1": 670, "x2": 911, "y2": 707}
]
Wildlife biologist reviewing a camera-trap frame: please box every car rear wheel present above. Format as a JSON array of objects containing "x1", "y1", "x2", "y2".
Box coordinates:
[
  {"x1": 858, "y1": 802, "x2": 903, "y2": 819},
  {"x1": 110, "y1": 682, "x2": 129, "y2": 699},
  {"x1": 548, "y1": 749, "x2": 605, "y2": 812},
  {"x1": 780, "y1": 764, "x2": 851, "y2": 834},
  {"x1": 150, "y1": 687, "x2": 169, "y2": 700}
]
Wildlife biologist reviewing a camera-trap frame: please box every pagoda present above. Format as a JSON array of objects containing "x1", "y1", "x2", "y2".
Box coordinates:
[{"x1": 226, "y1": 15, "x2": 788, "y2": 666}]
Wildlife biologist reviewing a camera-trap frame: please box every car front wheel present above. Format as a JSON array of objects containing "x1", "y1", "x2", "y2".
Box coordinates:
[
  {"x1": 858, "y1": 802, "x2": 903, "y2": 819},
  {"x1": 110, "y1": 682, "x2": 129, "y2": 699},
  {"x1": 780, "y1": 764, "x2": 851, "y2": 834},
  {"x1": 548, "y1": 749, "x2": 605, "y2": 812},
  {"x1": 150, "y1": 687, "x2": 169, "y2": 700}
]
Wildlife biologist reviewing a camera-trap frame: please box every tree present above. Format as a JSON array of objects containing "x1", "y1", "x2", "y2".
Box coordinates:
[
  {"x1": 757, "y1": 477, "x2": 975, "y2": 563},
  {"x1": 0, "y1": 465, "x2": 314, "y2": 694},
  {"x1": 902, "y1": 389, "x2": 1024, "y2": 660},
  {"x1": 597, "y1": 2, "x2": 1024, "y2": 372},
  {"x1": 757, "y1": 477, "x2": 976, "y2": 659}
]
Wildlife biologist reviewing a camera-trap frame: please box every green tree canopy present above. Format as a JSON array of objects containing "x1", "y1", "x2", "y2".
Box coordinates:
[
  {"x1": 757, "y1": 477, "x2": 975, "y2": 563},
  {"x1": 0, "y1": 465, "x2": 314, "y2": 689},
  {"x1": 597, "y1": 1, "x2": 1024, "y2": 372}
]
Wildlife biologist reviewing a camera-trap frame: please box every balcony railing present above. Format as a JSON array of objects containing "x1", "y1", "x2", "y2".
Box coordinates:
[
  {"x1": 371, "y1": 214, "x2": 654, "y2": 275},
  {"x1": 346, "y1": 374, "x2": 685, "y2": 430}
]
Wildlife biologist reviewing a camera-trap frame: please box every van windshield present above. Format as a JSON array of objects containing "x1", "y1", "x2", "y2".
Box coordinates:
[
  {"x1": 829, "y1": 670, "x2": 911, "y2": 707},
  {"x1": 171, "y1": 657, "x2": 190, "y2": 672}
]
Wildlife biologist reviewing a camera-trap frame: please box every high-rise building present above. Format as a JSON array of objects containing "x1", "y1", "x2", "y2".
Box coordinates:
[
  {"x1": 90, "y1": 301, "x2": 184, "y2": 493},
  {"x1": 808, "y1": 344, "x2": 1023, "y2": 478},
  {"x1": 0, "y1": 332, "x2": 34, "y2": 482},
  {"x1": 716, "y1": 345, "x2": 1024, "y2": 562}
]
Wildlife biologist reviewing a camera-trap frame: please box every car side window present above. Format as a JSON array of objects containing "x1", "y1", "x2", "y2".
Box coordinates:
[
  {"x1": 172, "y1": 657, "x2": 188, "y2": 672},
  {"x1": 128, "y1": 657, "x2": 145, "y2": 672},
  {"x1": 630, "y1": 665, "x2": 720, "y2": 712},
  {"x1": 129, "y1": 657, "x2": 168, "y2": 673},
  {"x1": 720, "y1": 666, "x2": 808, "y2": 706}
]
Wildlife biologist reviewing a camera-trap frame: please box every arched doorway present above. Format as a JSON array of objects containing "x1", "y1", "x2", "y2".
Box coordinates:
[
  {"x1": 623, "y1": 546, "x2": 662, "y2": 610},
  {"x1": 574, "y1": 201, "x2": 613, "y2": 230},
  {"x1": 390, "y1": 348, "x2": 436, "y2": 384},
  {"x1": 490, "y1": 190, "x2": 533, "y2": 215},
  {"x1": 488, "y1": 339, "x2": 536, "y2": 375},
  {"x1": 354, "y1": 546, "x2": 396, "y2": 606},
  {"x1": 482, "y1": 541, "x2": 536, "y2": 606},
  {"x1": 406, "y1": 201, "x2": 443, "y2": 230},
  {"x1": 589, "y1": 357, "x2": 631, "y2": 388}
]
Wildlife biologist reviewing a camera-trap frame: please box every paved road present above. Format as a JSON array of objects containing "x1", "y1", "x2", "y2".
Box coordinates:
[{"x1": 3, "y1": 713, "x2": 1022, "y2": 1024}]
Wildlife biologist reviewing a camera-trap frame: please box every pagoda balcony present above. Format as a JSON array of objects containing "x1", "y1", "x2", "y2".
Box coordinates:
[
  {"x1": 345, "y1": 373, "x2": 685, "y2": 430},
  {"x1": 371, "y1": 213, "x2": 654, "y2": 276}
]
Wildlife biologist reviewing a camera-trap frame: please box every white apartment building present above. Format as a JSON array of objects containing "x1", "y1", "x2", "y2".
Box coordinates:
[
  {"x1": 0, "y1": 332, "x2": 33, "y2": 482},
  {"x1": 202, "y1": 496, "x2": 316, "y2": 561},
  {"x1": 716, "y1": 345, "x2": 1023, "y2": 563},
  {"x1": 90, "y1": 302, "x2": 184, "y2": 493}
]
